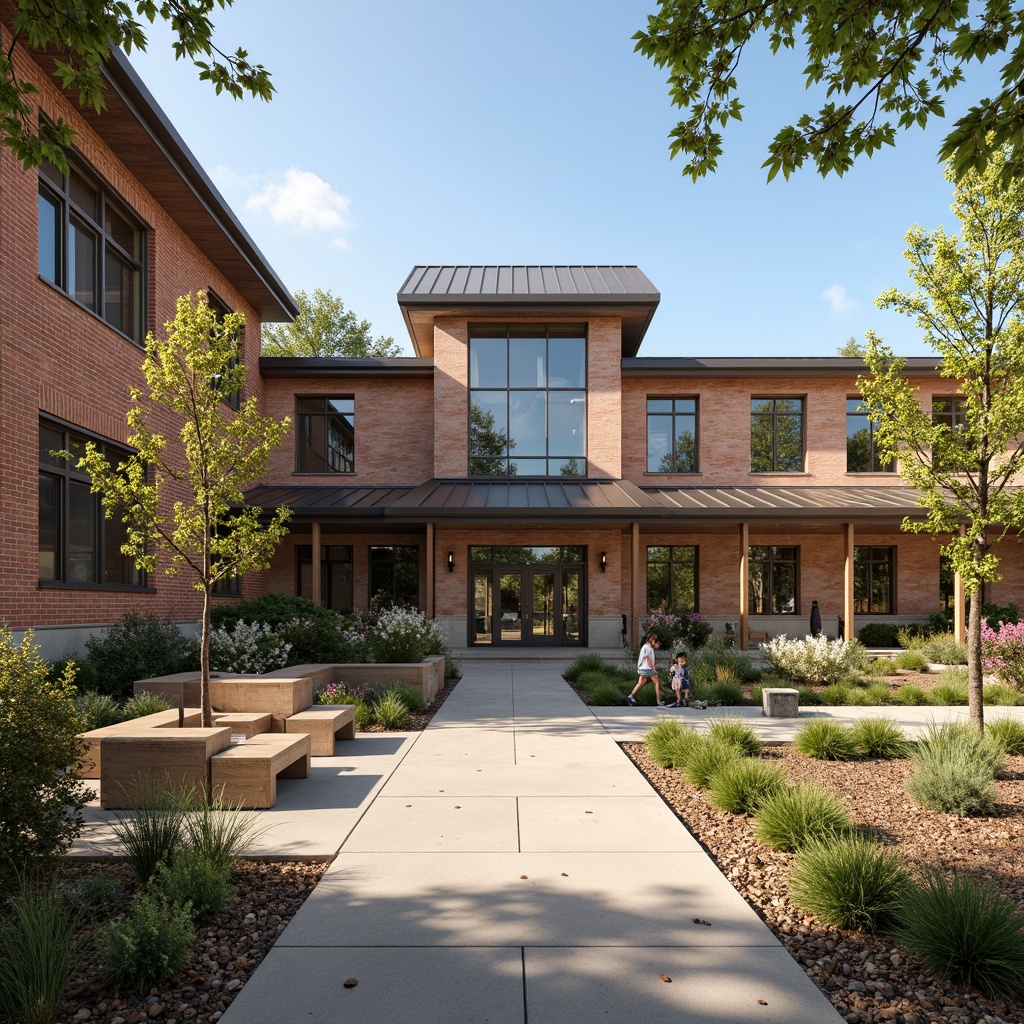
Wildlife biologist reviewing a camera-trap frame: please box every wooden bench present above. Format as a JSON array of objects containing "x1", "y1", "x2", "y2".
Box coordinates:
[
  {"x1": 212, "y1": 711, "x2": 273, "y2": 738},
  {"x1": 209, "y1": 677, "x2": 314, "y2": 732},
  {"x1": 747, "y1": 631, "x2": 769, "y2": 649},
  {"x1": 284, "y1": 705, "x2": 356, "y2": 756},
  {"x1": 100, "y1": 727, "x2": 232, "y2": 809},
  {"x1": 80, "y1": 708, "x2": 202, "y2": 779},
  {"x1": 210, "y1": 733, "x2": 311, "y2": 808}
]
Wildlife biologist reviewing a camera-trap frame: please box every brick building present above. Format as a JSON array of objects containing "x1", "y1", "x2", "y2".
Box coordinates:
[{"x1": 3, "y1": 36, "x2": 1014, "y2": 658}]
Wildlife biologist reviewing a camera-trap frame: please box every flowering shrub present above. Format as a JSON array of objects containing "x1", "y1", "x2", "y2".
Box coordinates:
[
  {"x1": 638, "y1": 611, "x2": 713, "y2": 653},
  {"x1": 761, "y1": 634, "x2": 865, "y2": 684},
  {"x1": 982, "y1": 619, "x2": 1024, "y2": 690},
  {"x1": 209, "y1": 620, "x2": 291, "y2": 674},
  {"x1": 367, "y1": 606, "x2": 448, "y2": 664}
]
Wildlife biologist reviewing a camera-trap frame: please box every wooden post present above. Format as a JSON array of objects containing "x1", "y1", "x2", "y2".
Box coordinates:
[
  {"x1": 631, "y1": 523, "x2": 641, "y2": 648},
  {"x1": 426, "y1": 522, "x2": 435, "y2": 619},
  {"x1": 843, "y1": 523, "x2": 855, "y2": 641},
  {"x1": 311, "y1": 521, "x2": 321, "y2": 607},
  {"x1": 739, "y1": 523, "x2": 749, "y2": 651},
  {"x1": 954, "y1": 524, "x2": 966, "y2": 645}
]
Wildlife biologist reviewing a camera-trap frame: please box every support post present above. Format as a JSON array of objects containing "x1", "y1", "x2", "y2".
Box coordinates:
[
  {"x1": 426, "y1": 522, "x2": 435, "y2": 619},
  {"x1": 631, "y1": 523, "x2": 641, "y2": 649},
  {"x1": 311, "y1": 521, "x2": 321, "y2": 607},
  {"x1": 843, "y1": 523, "x2": 855, "y2": 641},
  {"x1": 954, "y1": 525, "x2": 966, "y2": 645},
  {"x1": 739, "y1": 523, "x2": 749, "y2": 650}
]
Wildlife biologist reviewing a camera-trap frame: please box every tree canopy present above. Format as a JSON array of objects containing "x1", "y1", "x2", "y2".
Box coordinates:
[
  {"x1": 261, "y1": 289, "x2": 401, "y2": 359},
  {"x1": 858, "y1": 148, "x2": 1024, "y2": 730},
  {"x1": 0, "y1": 0, "x2": 272, "y2": 171},
  {"x1": 634, "y1": 0, "x2": 1024, "y2": 182}
]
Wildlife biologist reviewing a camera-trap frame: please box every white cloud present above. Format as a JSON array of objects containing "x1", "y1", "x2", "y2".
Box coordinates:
[
  {"x1": 821, "y1": 283, "x2": 856, "y2": 315},
  {"x1": 244, "y1": 167, "x2": 352, "y2": 241}
]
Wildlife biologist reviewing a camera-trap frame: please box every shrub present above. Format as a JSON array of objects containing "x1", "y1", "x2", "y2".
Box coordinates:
[
  {"x1": 843, "y1": 687, "x2": 874, "y2": 706},
  {"x1": 683, "y1": 736, "x2": 744, "y2": 789},
  {"x1": 576, "y1": 669, "x2": 615, "y2": 689},
  {"x1": 865, "y1": 658, "x2": 896, "y2": 677},
  {"x1": 982, "y1": 618, "x2": 1024, "y2": 690},
  {"x1": 315, "y1": 682, "x2": 351, "y2": 705},
  {"x1": 793, "y1": 719, "x2": 858, "y2": 760},
  {"x1": 0, "y1": 628, "x2": 93, "y2": 895},
  {"x1": 906, "y1": 722, "x2": 1003, "y2": 815},
  {"x1": 707, "y1": 679, "x2": 745, "y2": 705},
  {"x1": 708, "y1": 717, "x2": 762, "y2": 756},
  {"x1": 985, "y1": 716, "x2": 1024, "y2": 755},
  {"x1": 754, "y1": 784, "x2": 853, "y2": 851},
  {"x1": 893, "y1": 649, "x2": 929, "y2": 672},
  {"x1": 211, "y1": 594, "x2": 344, "y2": 662},
  {"x1": 639, "y1": 611, "x2": 713, "y2": 651},
  {"x1": 100, "y1": 891, "x2": 195, "y2": 991},
  {"x1": 183, "y1": 790, "x2": 266, "y2": 870},
  {"x1": 372, "y1": 690, "x2": 412, "y2": 729},
  {"x1": 444, "y1": 655, "x2": 461, "y2": 679},
  {"x1": 690, "y1": 639, "x2": 759, "y2": 682},
  {"x1": 645, "y1": 719, "x2": 702, "y2": 769},
  {"x1": 796, "y1": 685, "x2": 821, "y2": 706},
  {"x1": 85, "y1": 612, "x2": 198, "y2": 700},
  {"x1": 0, "y1": 877, "x2": 86, "y2": 1024},
  {"x1": 111, "y1": 778, "x2": 188, "y2": 884},
  {"x1": 981, "y1": 602, "x2": 1022, "y2": 625},
  {"x1": 50, "y1": 656, "x2": 99, "y2": 693},
  {"x1": 761, "y1": 634, "x2": 866, "y2": 684},
  {"x1": 920, "y1": 633, "x2": 967, "y2": 665},
  {"x1": 857, "y1": 622, "x2": 902, "y2": 647},
  {"x1": 564, "y1": 653, "x2": 610, "y2": 682},
  {"x1": 351, "y1": 695, "x2": 374, "y2": 730},
  {"x1": 149, "y1": 848, "x2": 234, "y2": 926},
  {"x1": 892, "y1": 684, "x2": 929, "y2": 706},
  {"x1": 209, "y1": 619, "x2": 292, "y2": 674},
  {"x1": 368, "y1": 606, "x2": 448, "y2": 664},
  {"x1": 789, "y1": 836, "x2": 912, "y2": 933},
  {"x1": 706, "y1": 758, "x2": 787, "y2": 814},
  {"x1": 380, "y1": 681, "x2": 426, "y2": 714},
  {"x1": 850, "y1": 717, "x2": 910, "y2": 758},
  {"x1": 120, "y1": 690, "x2": 173, "y2": 721},
  {"x1": 897, "y1": 870, "x2": 1024, "y2": 998},
  {"x1": 75, "y1": 689, "x2": 122, "y2": 730},
  {"x1": 984, "y1": 683, "x2": 1024, "y2": 706},
  {"x1": 59, "y1": 872, "x2": 129, "y2": 923},
  {"x1": 588, "y1": 681, "x2": 627, "y2": 706}
]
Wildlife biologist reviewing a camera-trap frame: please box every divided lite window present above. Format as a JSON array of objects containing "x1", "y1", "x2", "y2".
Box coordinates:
[
  {"x1": 38, "y1": 157, "x2": 145, "y2": 342},
  {"x1": 750, "y1": 398, "x2": 804, "y2": 472},
  {"x1": 748, "y1": 546, "x2": 798, "y2": 614},
  {"x1": 469, "y1": 325, "x2": 586, "y2": 477},
  {"x1": 297, "y1": 398, "x2": 355, "y2": 473},
  {"x1": 846, "y1": 398, "x2": 893, "y2": 472},
  {"x1": 646, "y1": 546, "x2": 698, "y2": 613},
  {"x1": 854, "y1": 546, "x2": 895, "y2": 614},
  {"x1": 38, "y1": 420, "x2": 145, "y2": 587},
  {"x1": 647, "y1": 398, "x2": 697, "y2": 473}
]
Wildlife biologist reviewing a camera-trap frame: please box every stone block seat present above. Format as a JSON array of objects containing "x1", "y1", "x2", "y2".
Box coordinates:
[
  {"x1": 99, "y1": 726, "x2": 232, "y2": 810},
  {"x1": 285, "y1": 705, "x2": 356, "y2": 756},
  {"x1": 212, "y1": 711, "x2": 273, "y2": 738},
  {"x1": 79, "y1": 708, "x2": 202, "y2": 779},
  {"x1": 210, "y1": 733, "x2": 312, "y2": 809}
]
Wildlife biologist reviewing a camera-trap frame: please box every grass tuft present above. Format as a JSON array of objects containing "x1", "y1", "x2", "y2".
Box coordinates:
[
  {"x1": 683, "y1": 735, "x2": 744, "y2": 789},
  {"x1": 706, "y1": 757, "x2": 787, "y2": 814},
  {"x1": 905, "y1": 721, "x2": 1004, "y2": 816},
  {"x1": 850, "y1": 717, "x2": 910, "y2": 759},
  {"x1": 892, "y1": 684, "x2": 929, "y2": 706},
  {"x1": 986, "y1": 716, "x2": 1024, "y2": 755},
  {"x1": 793, "y1": 719, "x2": 858, "y2": 760},
  {"x1": 754, "y1": 784, "x2": 853, "y2": 851},
  {"x1": 563, "y1": 653, "x2": 609, "y2": 682},
  {"x1": 708, "y1": 717, "x2": 762, "y2": 756}
]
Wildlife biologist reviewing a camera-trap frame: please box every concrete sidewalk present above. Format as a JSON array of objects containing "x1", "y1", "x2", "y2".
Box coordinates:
[{"x1": 219, "y1": 663, "x2": 844, "y2": 1024}]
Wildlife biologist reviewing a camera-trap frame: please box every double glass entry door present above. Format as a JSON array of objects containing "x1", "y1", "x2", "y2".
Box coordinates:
[{"x1": 473, "y1": 567, "x2": 582, "y2": 646}]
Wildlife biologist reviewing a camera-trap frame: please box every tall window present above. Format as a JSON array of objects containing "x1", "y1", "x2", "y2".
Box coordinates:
[
  {"x1": 38, "y1": 420, "x2": 144, "y2": 587},
  {"x1": 647, "y1": 398, "x2": 698, "y2": 473},
  {"x1": 207, "y1": 292, "x2": 241, "y2": 411},
  {"x1": 297, "y1": 545, "x2": 353, "y2": 610},
  {"x1": 646, "y1": 546, "x2": 698, "y2": 613},
  {"x1": 748, "y1": 546, "x2": 798, "y2": 614},
  {"x1": 468, "y1": 325, "x2": 586, "y2": 477},
  {"x1": 297, "y1": 398, "x2": 355, "y2": 473},
  {"x1": 38, "y1": 158, "x2": 145, "y2": 342},
  {"x1": 939, "y1": 554, "x2": 955, "y2": 611},
  {"x1": 750, "y1": 398, "x2": 804, "y2": 472},
  {"x1": 854, "y1": 546, "x2": 895, "y2": 614},
  {"x1": 369, "y1": 546, "x2": 419, "y2": 606},
  {"x1": 846, "y1": 398, "x2": 893, "y2": 472}
]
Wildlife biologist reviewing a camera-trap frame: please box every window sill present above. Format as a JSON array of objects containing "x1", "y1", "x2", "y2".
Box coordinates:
[
  {"x1": 644, "y1": 471, "x2": 702, "y2": 477},
  {"x1": 38, "y1": 580, "x2": 155, "y2": 593},
  {"x1": 748, "y1": 471, "x2": 811, "y2": 476},
  {"x1": 292, "y1": 471, "x2": 356, "y2": 476}
]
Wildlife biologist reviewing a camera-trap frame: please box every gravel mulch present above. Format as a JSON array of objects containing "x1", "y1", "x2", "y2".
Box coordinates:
[{"x1": 622, "y1": 741, "x2": 1024, "y2": 1024}]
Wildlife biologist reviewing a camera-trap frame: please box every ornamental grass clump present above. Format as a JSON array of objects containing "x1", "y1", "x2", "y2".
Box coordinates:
[
  {"x1": 850, "y1": 717, "x2": 910, "y2": 759},
  {"x1": 645, "y1": 718, "x2": 689, "y2": 766},
  {"x1": 706, "y1": 758, "x2": 787, "y2": 814},
  {"x1": 983, "y1": 683, "x2": 1024, "y2": 705},
  {"x1": 708, "y1": 717, "x2": 762, "y2": 756},
  {"x1": 897, "y1": 870, "x2": 1024, "y2": 998},
  {"x1": 563, "y1": 653, "x2": 609, "y2": 682},
  {"x1": 986, "y1": 715, "x2": 1024, "y2": 755},
  {"x1": 753, "y1": 784, "x2": 853, "y2": 852},
  {"x1": 892, "y1": 684, "x2": 929, "y2": 706},
  {"x1": 793, "y1": 719, "x2": 858, "y2": 760},
  {"x1": 893, "y1": 649, "x2": 929, "y2": 672},
  {"x1": 789, "y1": 835, "x2": 912, "y2": 933},
  {"x1": 182, "y1": 788, "x2": 266, "y2": 871},
  {"x1": 380, "y1": 681, "x2": 427, "y2": 714},
  {"x1": 919, "y1": 632, "x2": 967, "y2": 665},
  {"x1": 120, "y1": 690, "x2": 173, "y2": 721},
  {"x1": 75, "y1": 689, "x2": 123, "y2": 730},
  {"x1": 585, "y1": 681, "x2": 625, "y2": 706},
  {"x1": 110, "y1": 777, "x2": 189, "y2": 884},
  {"x1": 760, "y1": 634, "x2": 865, "y2": 684},
  {"x1": 905, "y1": 722, "x2": 1004, "y2": 816},
  {"x1": 683, "y1": 735, "x2": 744, "y2": 789},
  {"x1": 372, "y1": 690, "x2": 412, "y2": 729},
  {"x1": 818, "y1": 684, "x2": 852, "y2": 706}
]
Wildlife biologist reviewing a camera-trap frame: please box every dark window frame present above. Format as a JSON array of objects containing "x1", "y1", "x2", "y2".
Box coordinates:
[
  {"x1": 854, "y1": 545, "x2": 896, "y2": 614},
  {"x1": 296, "y1": 544, "x2": 354, "y2": 610},
  {"x1": 38, "y1": 417, "x2": 148, "y2": 590},
  {"x1": 645, "y1": 545, "x2": 699, "y2": 614},
  {"x1": 846, "y1": 397, "x2": 894, "y2": 473},
  {"x1": 207, "y1": 290, "x2": 241, "y2": 411},
  {"x1": 750, "y1": 397, "x2": 805, "y2": 473},
  {"x1": 646, "y1": 397, "x2": 699, "y2": 473},
  {"x1": 932, "y1": 396, "x2": 968, "y2": 432},
  {"x1": 748, "y1": 545, "x2": 799, "y2": 615},
  {"x1": 467, "y1": 324, "x2": 588, "y2": 478},
  {"x1": 295, "y1": 396, "x2": 356, "y2": 474},
  {"x1": 37, "y1": 152, "x2": 147, "y2": 344}
]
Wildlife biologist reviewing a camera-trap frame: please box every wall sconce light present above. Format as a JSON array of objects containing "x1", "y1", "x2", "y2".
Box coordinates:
[
  {"x1": 447, "y1": 551, "x2": 454, "y2": 573},
  {"x1": 599, "y1": 551, "x2": 607, "y2": 573}
]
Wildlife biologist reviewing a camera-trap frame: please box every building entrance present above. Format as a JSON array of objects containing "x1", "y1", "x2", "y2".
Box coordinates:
[{"x1": 470, "y1": 546, "x2": 584, "y2": 647}]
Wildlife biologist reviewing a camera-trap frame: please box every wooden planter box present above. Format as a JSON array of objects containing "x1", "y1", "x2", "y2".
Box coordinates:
[{"x1": 329, "y1": 655, "x2": 445, "y2": 703}]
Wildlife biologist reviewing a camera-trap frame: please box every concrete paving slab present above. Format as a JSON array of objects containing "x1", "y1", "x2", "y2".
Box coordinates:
[
  {"x1": 220, "y1": 946, "x2": 524, "y2": 1024},
  {"x1": 281, "y1": 852, "x2": 782, "y2": 949},
  {"x1": 406, "y1": 727, "x2": 516, "y2": 761},
  {"x1": 382, "y1": 761, "x2": 654, "y2": 796},
  {"x1": 517, "y1": 796, "x2": 703, "y2": 852},
  {"x1": 512, "y1": 733, "x2": 632, "y2": 763},
  {"x1": 341, "y1": 796, "x2": 520, "y2": 852},
  {"x1": 524, "y1": 946, "x2": 842, "y2": 1023}
]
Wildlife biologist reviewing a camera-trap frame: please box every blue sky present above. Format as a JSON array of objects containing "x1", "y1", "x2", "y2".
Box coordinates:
[{"x1": 127, "y1": 0, "x2": 999, "y2": 358}]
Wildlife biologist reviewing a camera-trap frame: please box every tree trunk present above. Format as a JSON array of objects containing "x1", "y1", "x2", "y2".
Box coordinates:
[
  {"x1": 200, "y1": 585, "x2": 212, "y2": 729},
  {"x1": 966, "y1": 584, "x2": 985, "y2": 732}
]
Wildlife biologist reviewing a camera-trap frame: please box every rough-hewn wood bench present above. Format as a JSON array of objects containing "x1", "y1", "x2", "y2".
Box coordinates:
[
  {"x1": 210, "y1": 733, "x2": 311, "y2": 809},
  {"x1": 209, "y1": 677, "x2": 314, "y2": 732},
  {"x1": 284, "y1": 705, "x2": 356, "y2": 756},
  {"x1": 79, "y1": 708, "x2": 202, "y2": 779},
  {"x1": 212, "y1": 711, "x2": 273, "y2": 738},
  {"x1": 99, "y1": 726, "x2": 232, "y2": 809}
]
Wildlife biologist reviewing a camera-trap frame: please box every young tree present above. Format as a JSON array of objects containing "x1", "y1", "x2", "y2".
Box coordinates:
[
  {"x1": 1, "y1": 0, "x2": 272, "y2": 172},
  {"x1": 78, "y1": 293, "x2": 291, "y2": 727},
  {"x1": 634, "y1": 0, "x2": 1024, "y2": 183},
  {"x1": 261, "y1": 289, "x2": 401, "y2": 358},
  {"x1": 858, "y1": 149, "x2": 1024, "y2": 730}
]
